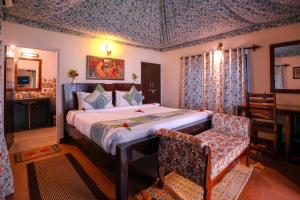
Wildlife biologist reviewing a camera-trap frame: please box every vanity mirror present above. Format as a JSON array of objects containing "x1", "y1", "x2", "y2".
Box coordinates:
[
  {"x1": 270, "y1": 40, "x2": 300, "y2": 93},
  {"x1": 15, "y1": 58, "x2": 42, "y2": 91}
]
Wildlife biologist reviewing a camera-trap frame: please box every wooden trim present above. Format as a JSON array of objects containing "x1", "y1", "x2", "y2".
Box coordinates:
[{"x1": 270, "y1": 40, "x2": 300, "y2": 93}]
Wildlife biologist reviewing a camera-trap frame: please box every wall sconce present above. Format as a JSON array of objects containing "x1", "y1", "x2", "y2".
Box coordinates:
[
  {"x1": 105, "y1": 43, "x2": 112, "y2": 56},
  {"x1": 21, "y1": 51, "x2": 39, "y2": 58}
]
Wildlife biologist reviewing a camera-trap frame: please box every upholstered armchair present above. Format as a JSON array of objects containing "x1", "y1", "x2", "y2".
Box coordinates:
[{"x1": 155, "y1": 113, "x2": 251, "y2": 200}]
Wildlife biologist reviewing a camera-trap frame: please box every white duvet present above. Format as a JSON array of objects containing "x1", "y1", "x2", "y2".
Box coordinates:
[{"x1": 66, "y1": 104, "x2": 213, "y2": 155}]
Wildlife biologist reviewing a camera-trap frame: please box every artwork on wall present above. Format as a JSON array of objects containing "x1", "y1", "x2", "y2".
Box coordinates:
[
  {"x1": 86, "y1": 56, "x2": 125, "y2": 80},
  {"x1": 293, "y1": 67, "x2": 300, "y2": 79}
]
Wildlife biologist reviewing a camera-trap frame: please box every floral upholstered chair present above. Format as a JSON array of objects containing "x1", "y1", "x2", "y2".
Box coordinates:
[{"x1": 155, "y1": 113, "x2": 251, "y2": 200}]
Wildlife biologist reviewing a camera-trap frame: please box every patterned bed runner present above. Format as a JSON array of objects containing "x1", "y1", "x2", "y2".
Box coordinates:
[{"x1": 90, "y1": 110, "x2": 192, "y2": 149}]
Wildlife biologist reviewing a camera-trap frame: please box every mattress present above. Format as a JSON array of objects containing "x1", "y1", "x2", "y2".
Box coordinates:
[{"x1": 67, "y1": 104, "x2": 213, "y2": 154}]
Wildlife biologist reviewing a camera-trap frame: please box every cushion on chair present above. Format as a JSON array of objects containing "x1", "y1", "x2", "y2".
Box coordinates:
[
  {"x1": 195, "y1": 130, "x2": 249, "y2": 179},
  {"x1": 212, "y1": 113, "x2": 250, "y2": 137}
]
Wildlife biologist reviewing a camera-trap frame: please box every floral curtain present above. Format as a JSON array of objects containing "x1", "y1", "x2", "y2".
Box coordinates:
[
  {"x1": 275, "y1": 66, "x2": 284, "y2": 89},
  {"x1": 180, "y1": 48, "x2": 247, "y2": 114},
  {"x1": 0, "y1": 11, "x2": 14, "y2": 198}
]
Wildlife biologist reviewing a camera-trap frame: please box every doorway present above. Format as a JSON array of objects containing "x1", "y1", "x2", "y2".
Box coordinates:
[{"x1": 4, "y1": 46, "x2": 58, "y2": 154}]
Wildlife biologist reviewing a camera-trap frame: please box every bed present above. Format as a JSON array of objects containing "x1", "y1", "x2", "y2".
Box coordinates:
[{"x1": 63, "y1": 83, "x2": 212, "y2": 200}]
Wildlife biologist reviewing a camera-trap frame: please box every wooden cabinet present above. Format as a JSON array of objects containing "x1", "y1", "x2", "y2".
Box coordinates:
[
  {"x1": 13, "y1": 101, "x2": 29, "y2": 132},
  {"x1": 9, "y1": 98, "x2": 50, "y2": 132}
]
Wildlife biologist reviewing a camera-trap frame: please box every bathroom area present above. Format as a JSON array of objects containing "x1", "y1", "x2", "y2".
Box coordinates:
[{"x1": 4, "y1": 45, "x2": 58, "y2": 153}]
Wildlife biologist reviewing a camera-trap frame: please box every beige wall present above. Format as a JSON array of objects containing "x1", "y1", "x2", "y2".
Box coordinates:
[
  {"x1": 161, "y1": 23, "x2": 300, "y2": 108},
  {"x1": 3, "y1": 22, "x2": 162, "y2": 139}
]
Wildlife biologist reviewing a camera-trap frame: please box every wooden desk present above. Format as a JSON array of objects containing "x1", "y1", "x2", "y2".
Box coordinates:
[
  {"x1": 237, "y1": 104, "x2": 300, "y2": 161},
  {"x1": 276, "y1": 104, "x2": 300, "y2": 162}
]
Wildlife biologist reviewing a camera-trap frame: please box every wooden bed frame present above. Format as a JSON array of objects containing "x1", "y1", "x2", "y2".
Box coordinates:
[{"x1": 63, "y1": 83, "x2": 212, "y2": 200}]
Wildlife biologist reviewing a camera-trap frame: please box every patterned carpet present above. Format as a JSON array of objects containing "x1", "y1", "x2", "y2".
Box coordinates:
[
  {"x1": 13, "y1": 144, "x2": 61, "y2": 163},
  {"x1": 136, "y1": 164, "x2": 253, "y2": 200},
  {"x1": 27, "y1": 153, "x2": 108, "y2": 200}
]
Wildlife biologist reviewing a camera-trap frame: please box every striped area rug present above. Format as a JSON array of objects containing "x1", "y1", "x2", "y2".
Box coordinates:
[
  {"x1": 27, "y1": 153, "x2": 108, "y2": 200},
  {"x1": 135, "y1": 164, "x2": 253, "y2": 200}
]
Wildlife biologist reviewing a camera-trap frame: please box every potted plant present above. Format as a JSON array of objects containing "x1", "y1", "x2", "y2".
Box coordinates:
[
  {"x1": 132, "y1": 73, "x2": 138, "y2": 84},
  {"x1": 68, "y1": 69, "x2": 79, "y2": 84}
]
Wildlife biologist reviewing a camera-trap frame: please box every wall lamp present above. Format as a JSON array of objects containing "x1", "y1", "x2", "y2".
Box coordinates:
[
  {"x1": 21, "y1": 51, "x2": 39, "y2": 58},
  {"x1": 105, "y1": 43, "x2": 112, "y2": 56}
]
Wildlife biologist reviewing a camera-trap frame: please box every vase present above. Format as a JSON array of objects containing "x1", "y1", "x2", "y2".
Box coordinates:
[{"x1": 71, "y1": 77, "x2": 76, "y2": 84}]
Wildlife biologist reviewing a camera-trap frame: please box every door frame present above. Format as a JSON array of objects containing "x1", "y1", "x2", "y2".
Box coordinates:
[
  {"x1": 3, "y1": 44, "x2": 60, "y2": 147},
  {"x1": 141, "y1": 61, "x2": 162, "y2": 104}
]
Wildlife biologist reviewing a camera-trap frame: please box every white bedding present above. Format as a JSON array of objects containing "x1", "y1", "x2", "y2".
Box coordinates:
[{"x1": 66, "y1": 104, "x2": 213, "y2": 155}]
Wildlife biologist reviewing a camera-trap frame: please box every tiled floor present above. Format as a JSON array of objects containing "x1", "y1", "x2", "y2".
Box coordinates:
[
  {"x1": 9, "y1": 127, "x2": 57, "y2": 154},
  {"x1": 6, "y1": 138, "x2": 300, "y2": 200}
]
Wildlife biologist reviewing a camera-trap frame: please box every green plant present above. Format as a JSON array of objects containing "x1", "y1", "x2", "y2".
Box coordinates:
[
  {"x1": 68, "y1": 69, "x2": 79, "y2": 78},
  {"x1": 132, "y1": 73, "x2": 138, "y2": 81}
]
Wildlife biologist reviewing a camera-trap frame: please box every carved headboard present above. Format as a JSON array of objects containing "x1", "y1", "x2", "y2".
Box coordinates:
[{"x1": 63, "y1": 83, "x2": 141, "y2": 117}]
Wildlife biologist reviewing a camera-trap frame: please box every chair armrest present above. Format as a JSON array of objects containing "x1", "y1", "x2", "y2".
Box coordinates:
[{"x1": 155, "y1": 129, "x2": 211, "y2": 186}]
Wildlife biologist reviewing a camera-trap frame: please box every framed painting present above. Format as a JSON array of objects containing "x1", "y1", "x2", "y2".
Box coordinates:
[
  {"x1": 293, "y1": 67, "x2": 300, "y2": 79},
  {"x1": 86, "y1": 56, "x2": 125, "y2": 80}
]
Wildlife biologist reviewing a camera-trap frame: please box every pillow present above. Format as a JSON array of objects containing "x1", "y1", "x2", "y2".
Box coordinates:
[
  {"x1": 123, "y1": 86, "x2": 143, "y2": 106},
  {"x1": 84, "y1": 85, "x2": 112, "y2": 109},
  {"x1": 76, "y1": 91, "x2": 113, "y2": 110},
  {"x1": 115, "y1": 88, "x2": 143, "y2": 107},
  {"x1": 115, "y1": 91, "x2": 131, "y2": 107}
]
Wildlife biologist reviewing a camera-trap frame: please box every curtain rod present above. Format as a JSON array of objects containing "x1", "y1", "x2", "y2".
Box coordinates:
[{"x1": 180, "y1": 44, "x2": 261, "y2": 59}]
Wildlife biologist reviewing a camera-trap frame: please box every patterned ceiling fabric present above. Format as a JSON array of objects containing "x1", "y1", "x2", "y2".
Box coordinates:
[{"x1": 3, "y1": 0, "x2": 300, "y2": 51}]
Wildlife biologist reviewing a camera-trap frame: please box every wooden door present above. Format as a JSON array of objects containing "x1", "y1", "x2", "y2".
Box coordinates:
[{"x1": 141, "y1": 62, "x2": 161, "y2": 104}]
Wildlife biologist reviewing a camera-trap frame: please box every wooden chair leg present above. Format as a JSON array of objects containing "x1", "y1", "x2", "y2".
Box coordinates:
[
  {"x1": 252, "y1": 130, "x2": 258, "y2": 146},
  {"x1": 273, "y1": 132, "x2": 279, "y2": 159},
  {"x1": 246, "y1": 148, "x2": 250, "y2": 167},
  {"x1": 158, "y1": 167, "x2": 165, "y2": 188}
]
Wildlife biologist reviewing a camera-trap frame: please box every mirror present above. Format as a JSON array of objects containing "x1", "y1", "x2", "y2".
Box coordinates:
[
  {"x1": 270, "y1": 40, "x2": 300, "y2": 93},
  {"x1": 15, "y1": 58, "x2": 42, "y2": 91}
]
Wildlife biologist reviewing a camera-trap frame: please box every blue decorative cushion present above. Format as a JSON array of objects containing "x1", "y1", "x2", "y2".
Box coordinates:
[
  {"x1": 84, "y1": 84, "x2": 111, "y2": 109},
  {"x1": 123, "y1": 86, "x2": 143, "y2": 105},
  {"x1": 90, "y1": 93, "x2": 109, "y2": 109}
]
